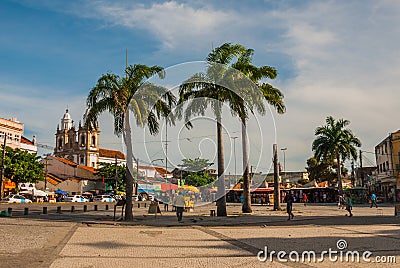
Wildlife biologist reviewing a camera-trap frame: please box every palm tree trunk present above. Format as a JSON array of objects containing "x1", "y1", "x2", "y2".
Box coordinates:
[
  {"x1": 241, "y1": 119, "x2": 252, "y2": 213},
  {"x1": 336, "y1": 150, "x2": 343, "y2": 195},
  {"x1": 123, "y1": 111, "x2": 134, "y2": 221},
  {"x1": 216, "y1": 116, "x2": 227, "y2": 216}
]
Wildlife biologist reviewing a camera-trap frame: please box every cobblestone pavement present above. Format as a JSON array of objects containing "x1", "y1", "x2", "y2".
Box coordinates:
[{"x1": 0, "y1": 203, "x2": 399, "y2": 267}]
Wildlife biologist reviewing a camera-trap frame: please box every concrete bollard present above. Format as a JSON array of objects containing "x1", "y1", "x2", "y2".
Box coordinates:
[
  {"x1": 24, "y1": 207, "x2": 29, "y2": 215},
  {"x1": 7, "y1": 208, "x2": 12, "y2": 216},
  {"x1": 83, "y1": 205, "x2": 87, "y2": 212},
  {"x1": 138, "y1": 203, "x2": 140, "y2": 208},
  {"x1": 57, "y1": 206, "x2": 62, "y2": 214},
  {"x1": 94, "y1": 204, "x2": 98, "y2": 211},
  {"x1": 43, "y1": 207, "x2": 48, "y2": 214},
  {"x1": 71, "y1": 206, "x2": 75, "y2": 213},
  {"x1": 105, "y1": 204, "x2": 109, "y2": 210},
  {"x1": 144, "y1": 202, "x2": 147, "y2": 208}
]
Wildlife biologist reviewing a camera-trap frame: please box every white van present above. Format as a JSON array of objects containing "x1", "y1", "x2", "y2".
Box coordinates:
[{"x1": 64, "y1": 195, "x2": 88, "y2": 202}]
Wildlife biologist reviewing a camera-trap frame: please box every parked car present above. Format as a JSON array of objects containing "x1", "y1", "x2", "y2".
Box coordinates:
[
  {"x1": 132, "y1": 195, "x2": 139, "y2": 201},
  {"x1": 94, "y1": 195, "x2": 115, "y2": 202},
  {"x1": 0, "y1": 194, "x2": 33, "y2": 204},
  {"x1": 147, "y1": 195, "x2": 155, "y2": 201},
  {"x1": 64, "y1": 195, "x2": 88, "y2": 202}
]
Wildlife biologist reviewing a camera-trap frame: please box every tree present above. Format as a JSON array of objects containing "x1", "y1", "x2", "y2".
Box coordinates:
[
  {"x1": 305, "y1": 157, "x2": 348, "y2": 184},
  {"x1": 312, "y1": 116, "x2": 361, "y2": 194},
  {"x1": 179, "y1": 157, "x2": 213, "y2": 172},
  {"x1": 2, "y1": 146, "x2": 44, "y2": 187},
  {"x1": 96, "y1": 162, "x2": 132, "y2": 192},
  {"x1": 178, "y1": 158, "x2": 215, "y2": 187},
  {"x1": 178, "y1": 43, "x2": 248, "y2": 216},
  {"x1": 229, "y1": 48, "x2": 285, "y2": 213},
  {"x1": 85, "y1": 64, "x2": 176, "y2": 221}
]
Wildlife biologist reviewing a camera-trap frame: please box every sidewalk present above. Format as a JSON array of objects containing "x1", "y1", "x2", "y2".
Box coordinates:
[{"x1": 1, "y1": 203, "x2": 399, "y2": 268}]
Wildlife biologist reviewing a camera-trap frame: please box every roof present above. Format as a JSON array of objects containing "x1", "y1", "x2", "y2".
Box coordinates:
[
  {"x1": 99, "y1": 148, "x2": 126, "y2": 160},
  {"x1": 55, "y1": 157, "x2": 79, "y2": 167},
  {"x1": 20, "y1": 136, "x2": 34, "y2": 145},
  {"x1": 46, "y1": 173, "x2": 64, "y2": 186},
  {"x1": 154, "y1": 167, "x2": 172, "y2": 175},
  {"x1": 79, "y1": 165, "x2": 96, "y2": 173}
]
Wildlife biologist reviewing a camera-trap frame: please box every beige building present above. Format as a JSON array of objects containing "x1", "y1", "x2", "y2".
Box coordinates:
[
  {"x1": 374, "y1": 130, "x2": 400, "y2": 201},
  {"x1": 0, "y1": 117, "x2": 23, "y2": 149}
]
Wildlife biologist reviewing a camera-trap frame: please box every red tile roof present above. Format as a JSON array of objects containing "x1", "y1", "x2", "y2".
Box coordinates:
[
  {"x1": 79, "y1": 165, "x2": 96, "y2": 173},
  {"x1": 20, "y1": 136, "x2": 34, "y2": 145},
  {"x1": 55, "y1": 157, "x2": 79, "y2": 167},
  {"x1": 99, "y1": 148, "x2": 126, "y2": 160}
]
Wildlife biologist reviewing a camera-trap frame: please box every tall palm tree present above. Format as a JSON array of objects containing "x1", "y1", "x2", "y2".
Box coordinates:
[
  {"x1": 85, "y1": 64, "x2": 176, "y2": 221},
  {"x1": 230, "y1": 48, "x2": 285, "y2": 213},
  {"x1": 312, "y1": 116, "x2": 361, "y2": 194},
  {"x1": 178, "y1": 43, "x2": 247, "y2": 216}
]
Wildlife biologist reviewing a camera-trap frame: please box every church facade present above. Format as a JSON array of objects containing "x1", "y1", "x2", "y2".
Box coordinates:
[{"x1": 54, "y1": 109, "x2": 125, "y2": 168}]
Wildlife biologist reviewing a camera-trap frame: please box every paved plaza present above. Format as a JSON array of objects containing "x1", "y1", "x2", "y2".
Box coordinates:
[{"x1": 0, "y1": 202, "x2": 399, "y2": 267}]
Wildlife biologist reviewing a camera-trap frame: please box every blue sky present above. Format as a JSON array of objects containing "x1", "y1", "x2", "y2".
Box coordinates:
[{"x1": 1, "y1": 0, "x2": 399, "y2": 173}]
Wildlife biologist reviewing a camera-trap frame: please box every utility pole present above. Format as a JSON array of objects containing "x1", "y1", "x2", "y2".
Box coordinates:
[
  {"x1": 360, "y1": 150, "x2": 364, "y2": 188},
  {"x1": 273, "y1": 144, "x2": 281, "y2": 210},
  {"x1": 0, "y1": 137, "x2": 6, "y2": 198},
  {"x1": 231, "y1": 136, "x2": 238, "y2": 185}
]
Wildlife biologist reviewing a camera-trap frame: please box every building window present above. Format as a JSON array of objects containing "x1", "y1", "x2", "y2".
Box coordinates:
[
  {"x1": 91, "y1": 162, "x2": 95, "y2": 167},
  {"x1": 386, "y1": 161, "x2": 389, "y2": 172},
  {"x1": 81, "y1": 135, "x2": 85, "y2": 146},
  {"x1": 80, "y1": 155, "x2": 85, "y2": 164},
  {"x1": 91, "y1": 136, "x2": 96, "y2": 146}
]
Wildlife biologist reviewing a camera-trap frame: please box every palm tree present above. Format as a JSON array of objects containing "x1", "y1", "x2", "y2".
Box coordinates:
[
  {"x1": 312, "y1": 116, "x2": 361, "y2": 194},
  {"x1": 230, "y1": 48, "x2": 285, "y2": 213},
  {"x1": 178, "y1": 43, "x2": 247, "y2": 216},
  {"x1": 85, "y1": 64, "x2": 176, "y2": 221}
]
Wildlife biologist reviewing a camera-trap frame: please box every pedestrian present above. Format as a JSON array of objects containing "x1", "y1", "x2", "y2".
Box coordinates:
[
  {"x1": 173, "y1": 192, "x2": 186, "y2": 222},
  {"x1": 344, "y1": 193, "x2": 353, "y2": 217},
  {"x1": 260, "y1": 196, "x2": 264, "y2": 206},
  {"x1": 285, "y1": 192, "x2": 294, "y2": 220},
  {"x1": 266, "y1": 194, "x2": 270, "y2": 205},
  {"x1": 338, "y1": 195, "x2": 344, "y2": 209},
  {"x1": 370, "y1": 193, "x2": 378, "y2": 208},
  {"x1": 303, "y1": 193, "x2": 308, "y2": 206}
]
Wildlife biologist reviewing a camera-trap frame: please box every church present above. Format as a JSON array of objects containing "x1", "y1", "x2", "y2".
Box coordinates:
[{"x1": 54, "y1": 109, "x2": 125, "y2": 168}]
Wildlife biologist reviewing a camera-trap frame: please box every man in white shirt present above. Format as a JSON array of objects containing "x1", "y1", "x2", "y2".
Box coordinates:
[{"x1": 173, "y1": 192, "x2": 186, "y2": 222}]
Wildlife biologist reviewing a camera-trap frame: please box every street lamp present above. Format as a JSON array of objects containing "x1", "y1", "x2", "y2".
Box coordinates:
[
  {"x1": 281, "y1": 148, "x2": 287, "y2": 179},
  {"x1": 0, "y1": 137, "x2": 6, "y2": 198}
]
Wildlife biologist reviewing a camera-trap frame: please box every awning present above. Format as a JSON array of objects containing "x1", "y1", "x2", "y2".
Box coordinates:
[{"x1": 138, "y1": 189, "x2": 156, "y2": 194}]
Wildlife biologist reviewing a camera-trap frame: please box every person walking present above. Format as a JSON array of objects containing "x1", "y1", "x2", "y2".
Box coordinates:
[
  {"x1": 338, "y1": 195, "x2": 344, "y2": 209},
  {"x1": 285, "y1": 192, "x2": 295, "y2": 220},
  {"x1": 303, "y1": 193, "x2": 308, "y2": 206},
  {"x1": 345, "y1": 193, "x2": 353, "y2": 217},
  {"x1": 370, "y1": 193, "x2": 378, "y2": 208},
  {"x1": 173, "y1": 192, "x2": 186, "y2": 222}
]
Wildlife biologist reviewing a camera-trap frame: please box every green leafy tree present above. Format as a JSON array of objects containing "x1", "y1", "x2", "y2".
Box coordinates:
[
  {"x1": 230, "y1": 48, "x2": 285, "y2": 213},
  {"x1": 96, "y1": 162, "x2": 134, "y2": 192},
  {"x1": 312, "y1": 116, "x2": 361, "y2": 193},
  {"x1": 178, "y1": 158, "x2": 215, "y2": 187},
  {"x1": 184, "y1": 172, "x2": 215, "y2": 187},
  {"x1": 2, "y1": 146, "x2": 44, "y2": 187},
  {"x1": 85, "y1": 64, "x2": 176, "y2": 221},
  {"x1": 179, "y1": 157, "x2": 213, "y2": 172},
  {"x1": 178, "y1": 43, "x2": 247, "y2": 216}
]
